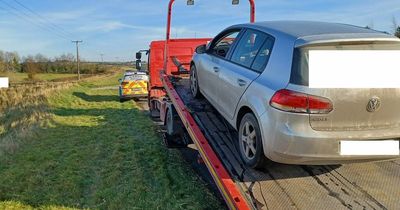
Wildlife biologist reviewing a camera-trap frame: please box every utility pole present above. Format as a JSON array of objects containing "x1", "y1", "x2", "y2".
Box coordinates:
[
  {"x1": 72, "y1": 40, "x2": 83, "y2": 80},
  {"x1": 98, "y1": 53, "x2": 104, "y2": 76},
  {"x1": 100, "y1": 53, "x2": 104, "y2": 63}
]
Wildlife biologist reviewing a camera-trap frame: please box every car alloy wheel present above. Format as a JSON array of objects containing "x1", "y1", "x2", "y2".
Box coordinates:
[
  {"x1": 241, "y1": 121, "x2": 257, "y2": 160},
  {"x1": 190, "y1": 65, "x2": 201, "y2": 98},
  {"x1": 238, "y1": 113, "x2": 267, "y2": 168}
]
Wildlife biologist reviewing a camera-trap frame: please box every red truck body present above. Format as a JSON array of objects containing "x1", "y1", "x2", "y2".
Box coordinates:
[{"x1": 148, "y1": 38, "x2": 211, "y2": 100}]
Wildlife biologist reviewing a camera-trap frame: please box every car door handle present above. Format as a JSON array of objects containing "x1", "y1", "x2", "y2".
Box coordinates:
[
  {"x1": 237, "y1": 79, "x2": 247, "y2": 87},
  {"x1": 213, "y1": 67, "x2": 220, "y2": 73}
]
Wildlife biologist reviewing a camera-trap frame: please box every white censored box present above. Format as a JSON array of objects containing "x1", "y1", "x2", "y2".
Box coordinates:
[
  {"x1": 309, "y1": 50, "x2": 400, "y2": 88},
  {"x1": 0, "y1": 77, "x2": 9, "y2": 88},
  {"x1": 340, "y1": 140, "x2": 400, "y2": 156}
]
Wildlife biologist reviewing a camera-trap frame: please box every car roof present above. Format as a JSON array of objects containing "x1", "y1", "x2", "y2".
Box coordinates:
[{"x1": 233, "y1": 21, "x2": 400, "y2": 46}]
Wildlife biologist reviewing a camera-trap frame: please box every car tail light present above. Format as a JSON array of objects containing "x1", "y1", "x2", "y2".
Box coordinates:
[{"x1": 270, "y1": 89, "x2": 333, "y2": 114}]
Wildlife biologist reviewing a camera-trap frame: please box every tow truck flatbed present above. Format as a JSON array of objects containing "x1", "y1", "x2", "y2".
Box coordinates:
[
  {"x1": 138, "y1": 1, "x2": 400, "y2": 209},
  {"x1": 167, "y1": 76, "x2": 400, "y2": 210}
]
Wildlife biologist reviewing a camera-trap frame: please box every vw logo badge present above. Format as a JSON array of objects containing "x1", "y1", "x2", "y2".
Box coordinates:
[{"x1": 366, "y1": 97, "x2": 381, "y2": 112}]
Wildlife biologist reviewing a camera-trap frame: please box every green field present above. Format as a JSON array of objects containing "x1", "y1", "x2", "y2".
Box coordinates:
[
  {"x1": 2, "y1": 72, "x2": 77, "y2": 82},
  {"x1": 0, "y1": 71, "x2": 222, "y2": 209}
]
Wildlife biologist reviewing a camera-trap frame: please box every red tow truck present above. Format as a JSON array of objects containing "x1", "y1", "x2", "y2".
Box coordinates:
[{"x1": 135, "y1": 1, "x2": 400, "y2": 210}]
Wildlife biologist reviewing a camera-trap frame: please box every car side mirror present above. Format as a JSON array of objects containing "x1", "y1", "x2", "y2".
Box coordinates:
[
  {"x1": 195, "y1": 44, "x2": 207, "y2": 54},
  {"x1": 136, "y1": 60, "x2": 142, "y2": 70},
  {"x1": 118, "y1": 78, "x2": 122, "y2": 83},
  {"x1": 136, "y1": 52, "x2": 142, "y2": 60}
]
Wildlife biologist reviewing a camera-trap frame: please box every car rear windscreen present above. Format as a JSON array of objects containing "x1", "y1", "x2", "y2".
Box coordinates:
[
  {"x1": 290, "y1": 41, "x2": 400, "y2": 87},
  {"x1": 124, "y1": 74, "x2": 148, "y2": 81}
]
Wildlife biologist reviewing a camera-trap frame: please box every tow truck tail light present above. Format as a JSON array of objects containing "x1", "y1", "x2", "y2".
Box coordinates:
[{"x1": 270, "y1": 89, "x2": 333, "y2": 114}]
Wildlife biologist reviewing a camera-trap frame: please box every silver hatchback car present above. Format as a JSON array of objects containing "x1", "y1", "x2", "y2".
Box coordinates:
[{"x1": 190, "y1": 21, "x2": 400, "y2": 167}]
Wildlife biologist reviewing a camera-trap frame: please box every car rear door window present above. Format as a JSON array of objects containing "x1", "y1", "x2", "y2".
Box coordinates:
[
  {"x1": 230, "y1": 29, "x2": 267, "y2": 68},
  {"x1": 251, "y1": 38, "x2": 274, "y2": 73}
]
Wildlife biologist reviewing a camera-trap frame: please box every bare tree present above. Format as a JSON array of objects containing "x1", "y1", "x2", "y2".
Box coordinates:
[
  {"x1": 11, "y1": 52, "x2": 21, "y2": 72},
  {"x1": 24, "y1": 57, "x2": 39, "y2": 80},
  {"x1": 4, "y1": 52, "x2": 13, "y2": 71},
  {"x1": 0, "y1": 51, "x2": 4, "y2": 72},
  {"x1": 0, "y1": 52, "x2": 19, "y2": 72},
  {"x1": 392, "y1": 17, "x2": 400, "y2": 38},
  {"x1": 34, "y1": 53, "x2": 48, "y2": 63},
  {"x1": 34, "y1": 53, "x2": 50, "y2": 73},
  {"x1": 365, "y1": 21, "x2": 374, "y2": 30},
  {"x1": 56, "y1": 53, "x2": 75, "y2": 62}
]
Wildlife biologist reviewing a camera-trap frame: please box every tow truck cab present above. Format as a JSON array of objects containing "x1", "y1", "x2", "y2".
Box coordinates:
[{"x1": 136, "y1": 39, "x2": 211, "y2": 108}]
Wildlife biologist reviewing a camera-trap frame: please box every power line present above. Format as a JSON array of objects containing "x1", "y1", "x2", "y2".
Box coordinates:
[
  {"x1": 0, "y1": 0, "x2": 73, "y2": 41},
  {"x1": 12, "y1": 0, "x2": 75, "y2": 38},
  {"x1": 0, "y1": 0, "x2": 71, "y2": 40}
]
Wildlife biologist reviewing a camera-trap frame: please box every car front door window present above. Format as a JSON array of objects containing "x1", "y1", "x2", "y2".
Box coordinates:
[{"x1": 211, "y1": 31, "x2": 240, "y2": 58}]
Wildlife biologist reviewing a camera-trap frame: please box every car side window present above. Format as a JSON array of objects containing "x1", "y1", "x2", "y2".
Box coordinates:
[
  {"x1": 210, "y1": 31, "x2": 240, "y2": 58},
  {"x1": 230, "y1": 29, "x2": 267, "y2": 68},
  {"x1": 251, "y1": 38, "x2": 274, "y2": 73}
]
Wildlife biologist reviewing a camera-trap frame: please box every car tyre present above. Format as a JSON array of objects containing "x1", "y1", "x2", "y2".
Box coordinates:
[
  {"x1": 190, "y1": 65, "x2": 202, "y2": 98},
  {"x1": 238, "y1": 113, "x2": 267, "y2": 169}
]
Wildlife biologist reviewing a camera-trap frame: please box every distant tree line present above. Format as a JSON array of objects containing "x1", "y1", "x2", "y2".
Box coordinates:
[
  {"x1": 0, "y1": 51, "x2": 108, "y2": 77},
  {"x1": 0, "y1": 19, "x2": 399, "y2": 76}
]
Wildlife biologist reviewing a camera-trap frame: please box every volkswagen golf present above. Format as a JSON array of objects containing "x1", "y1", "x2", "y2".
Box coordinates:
[{"x1": 190, "y1": 21, "x2": 400, "y2": 167}]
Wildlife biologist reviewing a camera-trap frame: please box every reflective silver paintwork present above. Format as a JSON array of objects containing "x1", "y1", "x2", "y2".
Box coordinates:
[{"x1": 192, "y1": 21, "x2": 400, "y2": 164}]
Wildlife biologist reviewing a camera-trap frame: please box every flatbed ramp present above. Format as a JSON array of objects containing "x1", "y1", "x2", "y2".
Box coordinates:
[{"x1": 172, "y1": 77, "x2": 400, "y2": 210}]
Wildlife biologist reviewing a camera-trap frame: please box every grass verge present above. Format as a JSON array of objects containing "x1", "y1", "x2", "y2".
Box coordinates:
[
  {"x1": 2, "y1": 73, "x2": 77, "y2": 83},
  {"x1": 0, "y1": 71, "x2": 223, "y2": 209},
  {"x1": 0, "y1": 82, "x2": 74, "y2": 155}
]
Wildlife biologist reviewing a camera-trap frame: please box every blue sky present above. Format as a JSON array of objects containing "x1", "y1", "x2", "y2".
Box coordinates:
[{"x1": 0, "y1": 0, "x2": 399, "y2": 61}]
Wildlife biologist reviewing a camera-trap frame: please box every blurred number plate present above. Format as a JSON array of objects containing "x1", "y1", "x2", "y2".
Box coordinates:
[
  {"x1": 0, "y1": 77, "x2": 8, "y2": 88},
  {"x1": 340, "y1": 140, "x2": 399, "y2": 155}
]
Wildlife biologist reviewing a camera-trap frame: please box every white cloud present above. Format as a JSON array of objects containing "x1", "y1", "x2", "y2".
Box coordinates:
[
  {"x1": 43, "y1": 8, "x2": 97, "y2": 22},
  {"x1": 78, "y1": 21, "x2": 133, "y2": 32}
]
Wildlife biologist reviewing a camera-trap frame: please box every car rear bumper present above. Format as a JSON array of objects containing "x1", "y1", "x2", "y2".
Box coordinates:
[
  {"x1": 120, "y1": 94, "x2": 148, "y2": 99},
  {"x1": 259, "y1": 109, "x2": 400, "y2": 165}
]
